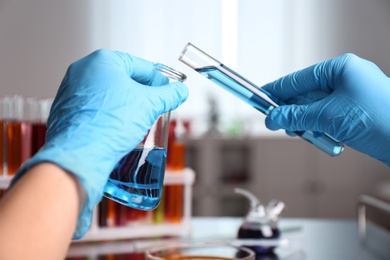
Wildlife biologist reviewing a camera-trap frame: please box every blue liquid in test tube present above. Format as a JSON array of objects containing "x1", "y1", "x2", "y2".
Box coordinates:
[{"x1": 179, "y1": 43, "x2": 344, "y2": 156}]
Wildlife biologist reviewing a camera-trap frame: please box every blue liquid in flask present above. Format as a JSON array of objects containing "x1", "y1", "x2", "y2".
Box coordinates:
[
  {"x1": 195, "y1": 65, "x2": 344, "y2": 156},
  {"x1": 103, "y1": 147, "x2": 166, "y2": 210}
]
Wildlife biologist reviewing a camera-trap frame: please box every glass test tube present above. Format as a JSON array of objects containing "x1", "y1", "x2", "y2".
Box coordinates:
[
  {"x1": 179, "y1": 43, "x2": 344, "y2": 156},
  {"x1": 28, "y1": 98, "x2": 52, "y2": 156},
  {"x1": 4, "y1": 96, "x2": 33, "y2": 175},
  {"x1": 165, "y1": 119, "x2": 185, "y2": 223},
  {"x1": 0, "y1": 98, "x2": 5, "y2": 176}
]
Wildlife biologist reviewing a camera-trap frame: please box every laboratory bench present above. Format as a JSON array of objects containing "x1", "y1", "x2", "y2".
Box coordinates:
[{"x1": 67, "y1": 216, "x2": 390, "y2": 260}]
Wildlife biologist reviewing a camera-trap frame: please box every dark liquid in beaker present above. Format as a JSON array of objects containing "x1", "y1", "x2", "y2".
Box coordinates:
[
  {"x1": 103, "y1": 147, "x2": 166, "y2": 210},
  {"x1": 166, "y1": 257, "x2": 234, "y2": 260},
  {"x1": 238, "y1": 226, "x2": 280, "y2": 254}
]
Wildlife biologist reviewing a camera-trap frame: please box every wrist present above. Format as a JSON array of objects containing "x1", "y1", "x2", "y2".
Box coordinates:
[{"x1": 10, "y1": 141, "x2": 120, "y2": 239}]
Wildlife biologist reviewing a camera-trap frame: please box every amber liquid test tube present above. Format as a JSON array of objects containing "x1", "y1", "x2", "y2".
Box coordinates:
[
  {"x1": 7, "y1": 121, "x2": 32, "y2": 175},
  {"x1": 165, "y1": 121, "x2": 186, "y2": 223},
  {"x1": 1, "y1": 98, "x2": 7, "y2": 176},
  {"x1": 3, "y1": 96, "x2": 32, "y2": 176},
  {"x1": 0, "y1": 98, "x2": 5, "y2": 176},
  {"x1": 0, "y1": 120, "x2": 4, "y2": 176}
]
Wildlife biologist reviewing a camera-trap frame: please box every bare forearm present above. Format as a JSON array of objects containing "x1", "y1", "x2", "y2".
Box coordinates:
[{"x1": 0, "y1": 163, "x2": 84, "y2": 260}]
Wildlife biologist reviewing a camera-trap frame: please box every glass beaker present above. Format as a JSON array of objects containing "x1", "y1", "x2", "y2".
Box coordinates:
[
  {"x1": 145, "y1": 242, "x2": 255, "y2": 260},
  {"x1": 179, "y1": 43, "x2": 344, "y2": 156},
  {"x1": 102, "y1": 63, "x2": 186, "y2": 210}
]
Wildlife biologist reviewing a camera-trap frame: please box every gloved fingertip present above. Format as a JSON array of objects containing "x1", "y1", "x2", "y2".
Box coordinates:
[
  {"x1": 286, "y1": 130, "x2": 297, "y2": 137},
  {"x1": 169, "y1": 81, "x2": 189, "y2": 103},
  {"x1": 154, "y1": 81, "x2": 190, "y2": 114},
  {"x1": 265, "y1": 116, "x2": 283, "y2": 131}
]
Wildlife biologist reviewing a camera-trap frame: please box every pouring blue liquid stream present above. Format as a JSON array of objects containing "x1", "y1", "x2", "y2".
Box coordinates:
[{"x1": 180, "y1": 43, "x2": 344, "y2": 156}]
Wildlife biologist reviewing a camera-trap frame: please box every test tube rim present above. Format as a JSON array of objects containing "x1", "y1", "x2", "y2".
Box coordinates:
[{"x1": 179, "y1": 43, "x2": 221, "y2": 70}]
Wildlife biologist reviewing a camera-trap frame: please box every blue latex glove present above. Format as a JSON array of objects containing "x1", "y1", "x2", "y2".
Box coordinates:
[
  {"x1": 262, "y1": 53, "x2": 390, "y2": 166},
  {"x1": 11, "y1": 49, "x2": 189, "y2": 239}
]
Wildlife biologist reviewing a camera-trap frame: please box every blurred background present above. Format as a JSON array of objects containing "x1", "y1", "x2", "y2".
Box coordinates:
[{"x1": 1, "y1": 0, "x2": 389, "y2": 218}]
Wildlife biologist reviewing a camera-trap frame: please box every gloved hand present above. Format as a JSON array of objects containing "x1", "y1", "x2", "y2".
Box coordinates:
[
  {"x1": 11, "y1": 49, "x2": 189, "y2": 239},
  {"x1": 262, "y1": 53, "x2": 390, "y2": 166}
]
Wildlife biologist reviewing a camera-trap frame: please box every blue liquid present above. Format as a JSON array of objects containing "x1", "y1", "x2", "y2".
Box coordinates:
[
  {"x1": 103, "y1": 147, "x2": 166, "y2": 210},
  {"x1": 196, "y1": 66, "x2": 344, "y2": 156},
  {"x1": 196, "y1": 66, "x2": 274, "y2": 114}
]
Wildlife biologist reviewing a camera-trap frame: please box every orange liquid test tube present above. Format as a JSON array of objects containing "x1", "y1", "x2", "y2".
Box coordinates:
[
  {"x1": 0, "y1": 120, "x2": 4, "y2": 176},
  {"x1": 2, "y1": 96, "x2": 33, "y2": 176},
  {"x1": 0, "y1": 98, "x2": 5, "y2": 176},
  {"x1": 106, "y1": 198, "x2": 117, "y2": 227},
  {"x1": 165, "y1": 142, "x2": 185, "y2": 223},
  {"x1": 7, "y1": 121, "x2": 32, "y2": 175}
]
